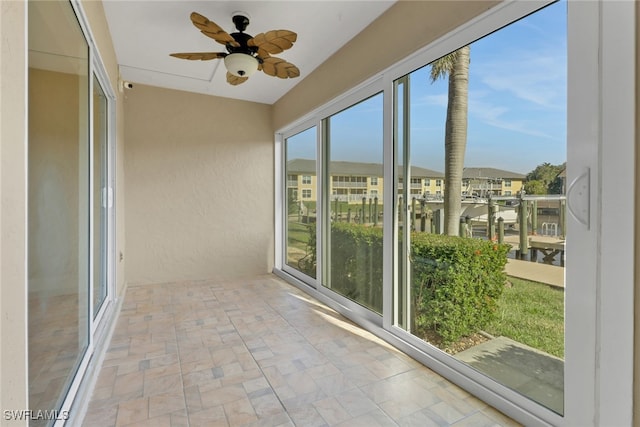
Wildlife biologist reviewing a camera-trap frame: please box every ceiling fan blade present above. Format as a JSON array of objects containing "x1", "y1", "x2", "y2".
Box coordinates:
[
  {"x1": 226, "y1": 72, "x2": 249, "y2": 86},
  {"x1": 190, "y1": 12, "x2": 239, "y2": 47},
  {"x1": 248, "y1": 30, "x2": 297, "y2": 55},
  {"x1": 170, "y1": 52, "x2": 226, "y2": 61},
  {"x1": 261, "y1": 56, "x2": 300, "y2": 79}
]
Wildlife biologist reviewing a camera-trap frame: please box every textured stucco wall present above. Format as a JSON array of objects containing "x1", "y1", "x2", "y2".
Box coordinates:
[
  {"x1": 1, "y1": 1, "x2": 28, "y2": 422},
  {"x1": 124, "y1": 85, "x2": 274, "y2": 284},
  {"x1": 28, "y1": 69, "x2": 82, "y2": 295}
]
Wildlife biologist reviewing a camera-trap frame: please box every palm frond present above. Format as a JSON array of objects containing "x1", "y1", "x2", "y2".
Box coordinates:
[{"x1": 429, "y1": 47, "x2": 469, "y2": 83}]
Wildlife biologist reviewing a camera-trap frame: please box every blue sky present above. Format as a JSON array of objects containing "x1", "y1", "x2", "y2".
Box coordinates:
[{"x1": 288, "y1": 1, "x2": 566, "y2": 175}]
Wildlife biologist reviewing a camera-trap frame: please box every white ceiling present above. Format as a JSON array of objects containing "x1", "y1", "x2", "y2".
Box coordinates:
[{"x1": 102, "y1": 1, "x2": 396, "y2": 105}]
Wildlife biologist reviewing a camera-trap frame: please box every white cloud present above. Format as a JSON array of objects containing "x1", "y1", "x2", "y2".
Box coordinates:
[{"x1": 474, "y1": 48, "x2": 566, "y2": 110}]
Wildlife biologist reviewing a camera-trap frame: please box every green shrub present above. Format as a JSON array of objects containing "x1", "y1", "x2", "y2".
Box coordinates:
[
  {"x1": 411, "y1": 233, "x2": 510, "y2": 343},
  {"x1": 298, "y1": 223, "x2": 317, "y2": 277},
  {"x1": 329, "y1": 222, "x2": 383, "y2": 313},
  {"x1": 298, "y1": 222, "x2": 510, "y2": 342}
]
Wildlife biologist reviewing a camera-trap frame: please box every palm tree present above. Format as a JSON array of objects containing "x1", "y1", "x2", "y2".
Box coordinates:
[{"x1": 429, "y1": 46, "x2": 470, "y2": 236}]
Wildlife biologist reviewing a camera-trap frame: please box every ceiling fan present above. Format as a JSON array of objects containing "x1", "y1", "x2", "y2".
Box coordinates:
[{"x1": 170, "y1": 12, "x2": 300, "y2": 86}]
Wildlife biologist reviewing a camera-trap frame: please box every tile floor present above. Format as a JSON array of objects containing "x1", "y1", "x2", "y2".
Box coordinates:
[
  {"x1": 84, "y1": 275, "x2": 520, "y2": 426},
  {"x1": 30, "y1": 292, "x2": 83, "y2": 425}
]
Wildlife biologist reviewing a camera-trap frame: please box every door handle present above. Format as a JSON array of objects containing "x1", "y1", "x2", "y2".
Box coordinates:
[{"x1": 566, "y1": 168, "x2": 590, "y2": 229}]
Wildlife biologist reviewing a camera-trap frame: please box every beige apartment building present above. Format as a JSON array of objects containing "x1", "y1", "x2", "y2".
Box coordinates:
[{"x1": 287, "y1": 159, "x2": 525, "y2": 203}]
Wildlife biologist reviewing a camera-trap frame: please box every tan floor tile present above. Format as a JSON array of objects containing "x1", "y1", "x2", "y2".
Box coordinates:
[
  {"x1": 143, "y1": 372, "x2": 182, "y2": 396},
  {"x1": 148, "y1": 392, "x2": 186, "y2": 419},
  {"x1": 143, "y1": 361, "x2": 181, "y2": 380},
  {"x1": 199, "y1": 383, "x2": 247, "y2": 407},
  {"x1": 112, "y1": 371, "x2": 144, "y2": 397},
  {"x1": 223, "y1": 396, "x2": 258, "y2": 425},
  {"x1": 334, "y1": 408, "x2": 397, "y2": 427},
  {"x1": 188, "y1": 404, "x2": 228, "y2": 425},
  {"x1": 94, "y1": 365, "x2": 119, "y2": 390},
  {"x1": 84, "y1": 275, "x2": 519, "y2": 427},
  {"x1": 451, "y1": 411, "x2": 508, "y2": 427},
  {"x1": 115, "y1": 397, "x2": 149, "y2": 426},
  {"x1": 313, "y1": 396, "x2": 352, "y2": 425},
  {"x1": 183, "y1": 385, "x2": 203, "y2": 412},
  {"x1": 82, "y1": 403, "x2": 118, "y2": 427}
]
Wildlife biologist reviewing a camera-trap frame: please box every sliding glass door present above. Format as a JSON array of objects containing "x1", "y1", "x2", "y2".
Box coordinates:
[
  {"x1": 323, "y1": 93, "x2": 384, "y2": 314},
  {"x1": 28, "y1": 1, "x2": 115, "y2": 422},
  {"x1": 28, "y1": 1, "x2": 91, "y2": 417},
  {"x1": 393, "y1": 1, "x2": 567, "y2": 414},
  {"x1": 277, "y1": 0, "x2": 633, "y2": 424}
]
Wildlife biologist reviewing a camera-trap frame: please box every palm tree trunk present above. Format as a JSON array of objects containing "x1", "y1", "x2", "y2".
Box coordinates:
[{"x1": 443, "y1": 45, "x2": 470, "y2": 236}]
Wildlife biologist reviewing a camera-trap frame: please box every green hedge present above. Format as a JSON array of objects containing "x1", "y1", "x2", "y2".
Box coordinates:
[
  {"x1": 298, "y1": 222, "x2": 510, "y2": 343},
  {"x1": 411, "y1": 232, "x2": 510, "y2": 343},
  {"x1": 330, "y1": 222, "x2": 383, "y2": 313}
]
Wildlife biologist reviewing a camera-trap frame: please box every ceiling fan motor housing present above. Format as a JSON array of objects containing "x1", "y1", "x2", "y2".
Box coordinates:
[
  {"x1": 232, "y1": 14, "x2": 250, "y2": 32},
  {"x1": 225, "y1": 14, "x2": 261, "y2": 77}
]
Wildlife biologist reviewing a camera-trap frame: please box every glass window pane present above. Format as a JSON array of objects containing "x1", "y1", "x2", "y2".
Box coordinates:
[
  {"x1": 394, "y1": 2, "x2": 566, "y2": 414},
  {"x1": 326, "y1": 93, "x2": 384, "y2": 313},
  {"x1": 285, "y1": 127, "x2": 317, "y2": 278},
  {"x1": 93, "y1": 74, "x2": 108, "y2": 316},
  {"x1": 28, "y1": 0, "x2": 90, "y2": 415}
]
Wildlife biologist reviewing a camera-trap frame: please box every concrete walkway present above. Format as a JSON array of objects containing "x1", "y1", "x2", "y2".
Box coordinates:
[
  {"x1": 455, "y1": 336, "x2": 564, "y2": 415},
  {"x1": 505, "y1": 259, "x2": 565, "y2": 288}
]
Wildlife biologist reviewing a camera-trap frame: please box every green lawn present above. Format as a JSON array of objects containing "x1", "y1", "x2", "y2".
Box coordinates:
[
  {"x1": 287, "y1": 221, "x2": 311, "y2": 250},
  {"x1": 485, "y1": 277, "x2": 565, "y2": 358}
]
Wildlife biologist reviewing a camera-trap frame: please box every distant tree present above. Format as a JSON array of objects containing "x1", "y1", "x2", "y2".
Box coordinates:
[
  {"x1": 523, "y1": 180, "x2": 547, "y2": 195},
  {"x1": 429, "y1": 46, "x2": 470, "y2": 236},
  {"x1": 287, "y1": 188, "x2": 299, "y2": 214},
  {"x1": 525, "y1": 162, "x2": 565, "y2": 194}
]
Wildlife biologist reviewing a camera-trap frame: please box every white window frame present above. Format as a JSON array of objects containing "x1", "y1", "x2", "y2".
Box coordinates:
[{"x1": 274, "y1": 1, "x2": 635, "y2": 425}]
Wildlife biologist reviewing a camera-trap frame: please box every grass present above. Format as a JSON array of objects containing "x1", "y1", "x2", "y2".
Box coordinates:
[
  {"x1": 485, "y1": 276, "x2": 565, "y2": 358},
  {"x1": 287, "y1": 221, "x2": 311, "y2": 251}
]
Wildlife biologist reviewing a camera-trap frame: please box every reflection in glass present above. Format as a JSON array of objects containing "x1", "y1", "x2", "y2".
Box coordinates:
[
  {"x1": 285, "y1": 127, "x2": 317, "y2": 278},
  {"x1": 325, "y1": 93, "x2": 384, "y2": 313},
  {"x1": 93, "y1": 75, "x2": 108, "y2": 316},
  {"x1": 28, "y1": 0, "x2": 90, "y2": 419},
  {"x1": 394, "y1": 2, "x2": 566, "y2": 414}
]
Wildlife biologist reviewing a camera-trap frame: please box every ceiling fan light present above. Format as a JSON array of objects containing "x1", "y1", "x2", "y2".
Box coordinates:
[{"x1": 224, "y1": 53, "x2": 259, "y2": 77}]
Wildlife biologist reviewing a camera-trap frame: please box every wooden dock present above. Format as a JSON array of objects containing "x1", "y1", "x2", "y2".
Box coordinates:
[
  {"x1": 503, "y1": 235, "x2": 565, "y2": 265},
  {"x1": 500, "y1": 234, "x2": 566, "y2": 288},
  {"x1": 505, "y1": 258, "x2": 565, "y2": 288}
]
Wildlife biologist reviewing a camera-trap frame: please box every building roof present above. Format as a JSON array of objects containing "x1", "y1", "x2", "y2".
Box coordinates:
[
  {"x1": 462, "y1": 167, "x2": 526, "y2": 180},
  {"x1": 288, "y1": 160, "x2": 526, "y2": 180},
  {"x1": 287, "y1": 159, "x2": 444, "y2": 178}
]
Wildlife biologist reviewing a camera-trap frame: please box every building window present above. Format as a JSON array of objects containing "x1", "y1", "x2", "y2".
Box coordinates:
[
  {"x1": 302, "y1": 189, "x2": 312, "y2": 198},
  {"x1": 504, "y1": 179, "x2": 512, "y2": 187},
  {"x1": 436, "y1": 179, "x2": 442, "y2": 187},
  {"x1": 370, "y1": 176, "x2": 378, "y2": 186},
  {"x1": 424, "y1": 179, "x2": 431, "y2": 186},
  {"x1": 302, "y1": 175, "x2": 311, "y2": 184}
]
